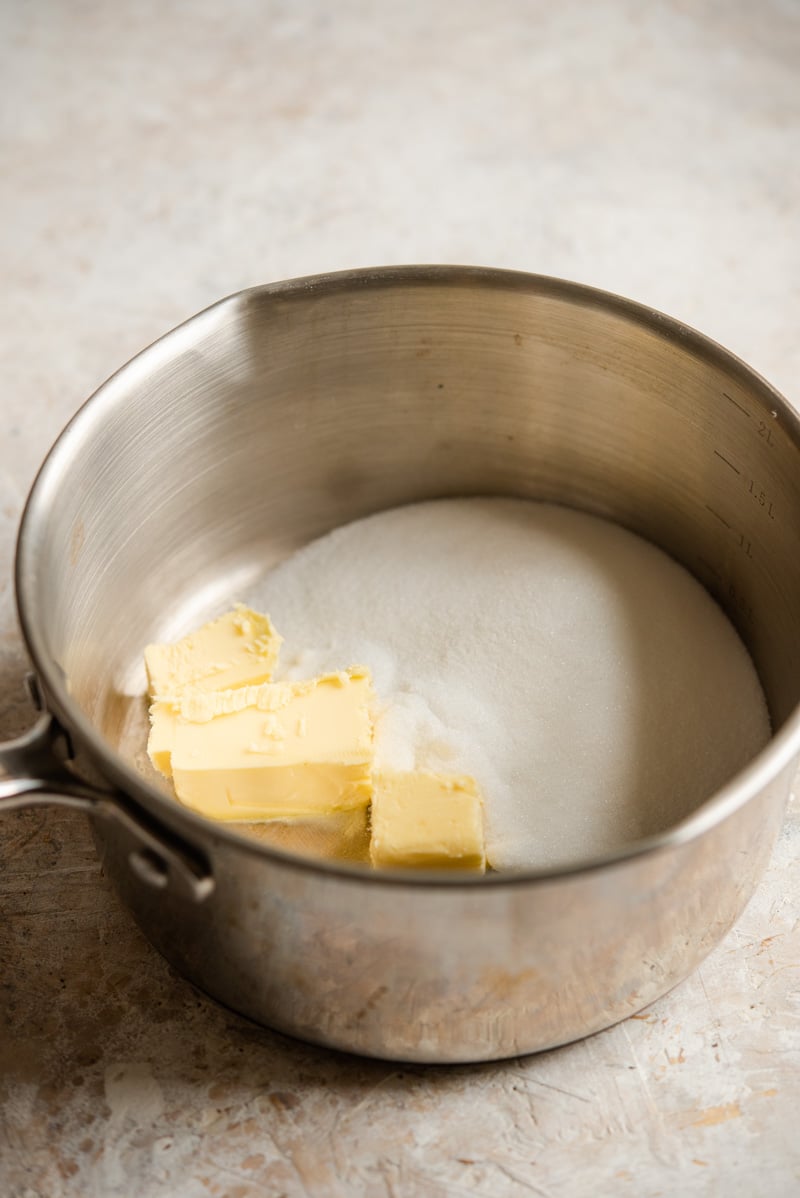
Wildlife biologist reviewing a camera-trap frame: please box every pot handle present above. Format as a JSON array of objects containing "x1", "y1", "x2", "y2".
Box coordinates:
[{"x1": 0, "y1": 679, "x2": 214, "y2": 903}]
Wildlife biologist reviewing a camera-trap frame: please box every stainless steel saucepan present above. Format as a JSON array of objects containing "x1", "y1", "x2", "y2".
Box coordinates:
[{"x1": 2, "y1": 266, "x2": 799, "y2": 1063}]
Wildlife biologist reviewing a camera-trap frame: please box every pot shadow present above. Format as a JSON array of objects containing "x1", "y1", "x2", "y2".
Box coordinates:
[{"x1": 0, "y1": 802, "x2": 581, "y2": 1126}]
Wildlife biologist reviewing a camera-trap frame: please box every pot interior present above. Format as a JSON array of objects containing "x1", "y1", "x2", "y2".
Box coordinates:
[{"x1": 18, "y1": 269, "x2": 800, "y2": 857}]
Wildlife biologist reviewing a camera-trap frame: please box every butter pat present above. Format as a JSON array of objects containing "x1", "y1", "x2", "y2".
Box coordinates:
[
  {"x1": 147, "y1": 702, "x2": 177, "y2": 778},
  {"x1": 152, "y1": 667, "x2": 374, "y2": 820},
  {"x1": 369, "y1": 770, "x2": 486, "y2": 871},
  {"x1": 144, "y1": 605, "x2": 282, "y2": 698}
]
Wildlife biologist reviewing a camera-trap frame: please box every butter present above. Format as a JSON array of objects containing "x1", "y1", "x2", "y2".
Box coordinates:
[
  {"x1": 369, "y1": 769, "x2": 486, "y2": 871},
  {"x1": 143, "y1": 608, "x2": 490, "y2": 864},
  {"x1": 151, "y1": 667, "x2": 375, "y2": 820},
  {"x1": 147, "y1": 702, "x2": 178, "y2": 778},
  {"x1": 144, "y1": 605, "x2": 282, "y2": 699}
]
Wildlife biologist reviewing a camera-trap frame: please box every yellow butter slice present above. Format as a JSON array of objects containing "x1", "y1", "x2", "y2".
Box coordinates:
[
  {"x1": 150, "y1": 667, "x2": 374, "y2": 820},
  {"x1": 147, "y1": 702, "x2": 178, "y2": 778},
  {"x1": 369, "y1": 769, "x2": 486, "y2": 872},
  {"x1": 144, "y1": 605, "x2": 282, "y2": 699}
]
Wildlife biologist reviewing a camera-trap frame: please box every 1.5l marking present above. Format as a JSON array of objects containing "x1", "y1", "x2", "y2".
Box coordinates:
[
  {"x1": 747, "y1": 479, "x2": 776, "y2": 519},
  {"x1": 714, "y1": 449, "x2": 740, "y2": 475}
]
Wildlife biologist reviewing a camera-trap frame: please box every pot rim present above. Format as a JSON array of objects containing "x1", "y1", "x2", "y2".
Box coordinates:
[{"x1": 15, "y1": 264, "x2": 800, "y2": 887}]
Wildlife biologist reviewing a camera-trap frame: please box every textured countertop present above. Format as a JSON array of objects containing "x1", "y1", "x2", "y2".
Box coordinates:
[{"x1": 1, "y1": 2, "x2": 799, "y2": 1195}]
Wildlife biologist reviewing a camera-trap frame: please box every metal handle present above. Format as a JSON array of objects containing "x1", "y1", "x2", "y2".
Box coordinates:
[{"x1": 0, "y1": 680, "x2": 214, "y2": 903}]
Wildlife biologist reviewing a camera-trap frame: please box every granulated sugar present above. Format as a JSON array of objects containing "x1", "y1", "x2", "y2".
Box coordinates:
[{"x1": 254, "y1": 498, "x2": 770, "y2": 869}]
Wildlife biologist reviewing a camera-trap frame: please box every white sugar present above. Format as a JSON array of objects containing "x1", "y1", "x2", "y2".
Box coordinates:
[{"x1": 253, "y1": 498, "x2": 770, "y2": 869}]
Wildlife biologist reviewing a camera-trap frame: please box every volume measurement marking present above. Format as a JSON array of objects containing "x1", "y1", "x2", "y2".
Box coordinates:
[
  {"x1": 713, "y1": 450, "x2": 740, "y2": 475},
  {"x1": 695, "y1": 557, "x2": 754, "y2": 624},
  {"x1": 705, "y1": 504, "x2": 731, "y2": 530},
  {"x1": 747, "y1": 479, "x2": 776, "y2": 519},
  {"x1": 705, "y1": 505, "x2": 755, "y2": 559},
  {"x1": 723, "y1": 392, "x2": 751, "y2": 418},
  {"x1": 712, "y1": 442, "x2": 778, "y2": 522},
  {"x1": 757, "y1": 420, "x2": 775, "y2": 447},
  {"x1": 728, "y1": 580, "x2": 754, "y2": 624},
  {"x1": 696, "y1": 555, "x2": 723, "y2": 583},
  {"x1": 721, "y1": 391, "x2": 777, "y2": 449}
]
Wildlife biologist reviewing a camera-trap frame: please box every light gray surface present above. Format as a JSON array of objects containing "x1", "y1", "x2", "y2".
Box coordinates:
[{"x1": 1, "y1": 1, "x2": 799, "y2": 1194}]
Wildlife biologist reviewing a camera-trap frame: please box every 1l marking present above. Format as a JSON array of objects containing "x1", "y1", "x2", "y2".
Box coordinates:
[
  {"x1": 736, "y1": 532, "x2": 754, "y2": 559},
  {"x1": 705, "y1": 504, "x2": 731, "y2": 530}
]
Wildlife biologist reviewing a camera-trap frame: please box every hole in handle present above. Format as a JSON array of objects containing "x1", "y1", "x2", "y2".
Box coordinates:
[{"x1": 129, "y1": 846, "x2": 170, "y2": 890}]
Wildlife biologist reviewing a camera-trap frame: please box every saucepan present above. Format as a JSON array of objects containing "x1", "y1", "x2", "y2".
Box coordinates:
[{"x1": 2, "y1": 266, "x2": 799, "y2": 1063}]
